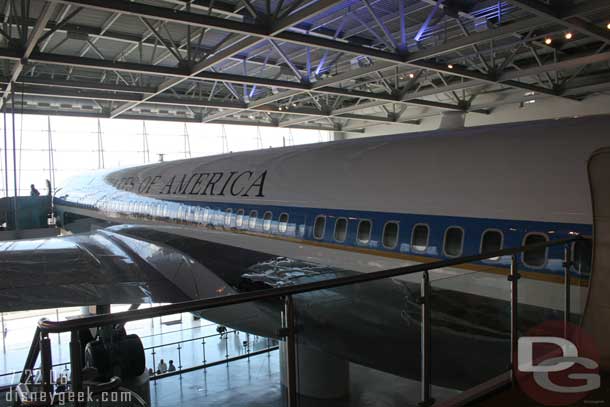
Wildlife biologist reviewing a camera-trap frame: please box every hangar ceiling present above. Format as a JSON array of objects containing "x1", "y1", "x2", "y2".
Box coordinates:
[{"x1": 0, "y1": 0, "x2": 609, "y2": 133}]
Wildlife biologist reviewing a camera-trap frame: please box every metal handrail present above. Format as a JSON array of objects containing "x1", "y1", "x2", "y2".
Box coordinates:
[{"x1": 37, "y1": 235, "x2": 584, "y2": 333}]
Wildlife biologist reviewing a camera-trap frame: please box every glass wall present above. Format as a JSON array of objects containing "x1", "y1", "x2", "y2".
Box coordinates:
[{"x1": 0, "y1": 115, "x2": 332, "y2": 196}]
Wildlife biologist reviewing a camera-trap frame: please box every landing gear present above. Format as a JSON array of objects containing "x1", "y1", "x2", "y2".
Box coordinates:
[{"x1": 84, "y1": 328, "x2": 145, "y2": 380}]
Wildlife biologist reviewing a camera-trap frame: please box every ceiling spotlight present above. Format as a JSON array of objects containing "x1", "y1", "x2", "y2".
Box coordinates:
[
  {"x1": 292, "y1": 103, "x2": 297, "y2": 107},
  {"x1": 409, "y1": 73, "x2": 415, "y2": 79},
  {"x1": 544, "y1": 37, "x2": 552, "y2": 45},
  {"x1": 564, "y1": 32, "x2": 573, "y2": 40},
  {"x1": 278, "y1": 106, "x2": 283, "y2": 111},
  {"x1": 447, "y1": 64, "x2": 454, "y2": 69},
  {"x1": 607, "y1": 22, "x2": 610, "y2": 30}
]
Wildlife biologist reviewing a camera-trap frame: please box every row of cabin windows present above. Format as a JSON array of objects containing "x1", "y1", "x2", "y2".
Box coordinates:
[
  {"x1": 224, "y1": 208, "x2": 290, "y2": 234},
  {"x1": 156, "y1": 206, "x2": 585, "y2": 271},
  {"x1": 313, "y1": 216, "x2": 552, "y2": 268}
]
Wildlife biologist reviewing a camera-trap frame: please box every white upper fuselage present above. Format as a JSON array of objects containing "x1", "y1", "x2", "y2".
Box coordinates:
[{"x1": 54, "y1": 115, "x2": 609, "y2": 312}]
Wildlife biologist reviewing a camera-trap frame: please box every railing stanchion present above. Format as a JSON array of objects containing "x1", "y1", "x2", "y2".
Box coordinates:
[
  {"x1": 39, "y1": 330, "x2": 53, "y2": 404},
  {"x1": 202, "y1": 339, "x2": 207, "y2": 366},
  {"x1": 69, "y1": 330, "x2": 83, "y2": 407},
  {"x1": 509, "y1": 254, "x2": 519, "y2": 384},
  {"x1": 225, "y1": 333, "x2": 229, "y2": 361},
  {"x1": 151, "y1": 348, "x2": 156, "y2": 378},
  {"x1": 564, "y1": 245, "x2": 572, "y2": 339},
  {"x1": 419, "y1": 270, "x2": 433, "y2": 407},
  {"x1": 282, "y1": 295, "x2": 298, "y2": 407},
  {"x1": 177, "y1": 344, "x2": 182, "y2": 374}
]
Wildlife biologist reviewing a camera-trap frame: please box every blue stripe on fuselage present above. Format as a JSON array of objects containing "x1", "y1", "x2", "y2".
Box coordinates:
[{"x1": 55, "y1": 195, "x2": 592, "y2": 279}]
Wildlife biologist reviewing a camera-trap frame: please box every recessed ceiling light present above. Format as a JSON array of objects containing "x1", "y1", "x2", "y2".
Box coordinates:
[
  {"x1": 409, "y1": 73, "x2": 415, "y2": 78},
  {"x1": 447, "y1": 64, "x2": 454, "y2": 69},
  {"x1": 564, "y1": 32, "x2": 573, "y2": 40},
  {"x1": 544, "y1": 37, "x2": 552, "y2": 45}
]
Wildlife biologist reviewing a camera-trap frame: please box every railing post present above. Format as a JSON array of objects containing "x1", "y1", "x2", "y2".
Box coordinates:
[
  {"x1": 69, "y1": 330, "x2": 83, "y2": 407},
  {"x1": 419, "y1": 270, "x2": 433, "y2": 407},
  {"x1": 19, "y1": 327, "x2": 41, "y2": 385},
  {"x1": 177, "y1": 344, "x2": 183, "y2": 374},
  {"x1": 225, "y1": 333, "x2": 230, "y2": 361},
  {"x1": 282, "y1": 295, "x2": 298, "y2": 407},
  {"x1": 151, "y1": 348, "x2": 156, "y2": 378},
  {"x1": 39, "y1": 330, "x2": 53, "y2": 405},
  {"x1": 202, "y1": 338, "x2": 207, "y2": 366},
  {"x1": 563, "y1": 245, "x2": 572, "y2": 339},
  {"x1": 509, "y1": 254, "x2": 519, "y2": 384}
]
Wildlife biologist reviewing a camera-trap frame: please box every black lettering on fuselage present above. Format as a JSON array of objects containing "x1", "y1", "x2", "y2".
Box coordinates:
[
  {"x1": 200, "y1": 172, "x2": 224, "y2": 195},
  {"x1": 160, "y1": 175, "x2": 176, "y2": 194},
  {"x1": 189, "y1": 172, "x2": 210, "y2": 195},
  {"x1": 218, "y1": 171, "x2": 238, "y2": 196},
  {"x1": 242, "y1": 170, "x2": 267, "y2": 197},
  {"x1": 230, "y1": 171, "x2": 252, "y2": 196},
  {"x1": 146, "y1": 175, "x2": 162, "y2": 193}
]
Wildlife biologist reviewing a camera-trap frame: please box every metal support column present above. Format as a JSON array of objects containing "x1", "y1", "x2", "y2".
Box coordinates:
[
  {"x1": 69, "y1": 330, "x2": 84, "y2": 407},
  {"x1": 2, "y1": 111, "x2": 8, "y2": 199},
  {"x1": 282, "y1": 295, "x2": 297, "y2": 407},
  {"x1": 563, "y1": 245, "x2": 572, "y2": 338},
  {"x1": 10, "y1": 90, "x2": 17, "y2": 230},
  {"x1": 39, "y1": 330, "x2": 53, "y2": 402},
  {"x1": 509, "y1": 254, "x2": 519, "y2": 384},
  {"x1": 419, "y1": 270, "x2": 433, "y2": 407}
]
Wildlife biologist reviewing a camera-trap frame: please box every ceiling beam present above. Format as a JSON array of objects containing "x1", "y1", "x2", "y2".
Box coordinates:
[
  {"x1": 105, "y1": 0, "x2": 346, "y2": 117},
  {"x1": 505, "y1": 0, "x2": 610, "y2": 44},
  {"x1": 0, "y1": 1, "x2": 56, "y2": 110}
]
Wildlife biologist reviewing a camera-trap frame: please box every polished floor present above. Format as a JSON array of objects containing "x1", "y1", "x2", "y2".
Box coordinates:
[
  {"x1": 0, "y1": 306, "x2": 271, "y2": 387},
  {"x1": 0, "y1": 307, "x2": 462, "y2": 406},
  {"x1": 149, "y1": 349, "x2": 460, "y2": 407}
]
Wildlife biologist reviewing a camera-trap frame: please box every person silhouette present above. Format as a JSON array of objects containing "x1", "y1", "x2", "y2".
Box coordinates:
[{"x1": 30, "y1": 184, "x2": 40, "y2": 197}]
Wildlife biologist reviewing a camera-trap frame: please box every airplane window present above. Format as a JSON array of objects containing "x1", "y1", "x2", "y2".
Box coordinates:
[
  {"x1": 263, "y1": 211, "x2": 273, "y2": 231},
  {"x1": 224, "y1": 208, "x2": 233, "y2": 226},
  {"x1": 248, "y1": 210, "x2": 258, "y2": 229},
  {"x1": 357, "y1": 220, "x2": 372, "y2": 244},
  {"x1": 411, "y1": 224, "x2": 429, "y2": 252},
  {"x1": 313, "y1": 216, "x2": 326, "y2": 239},
  {"x1": 383, "y1": 222, "x2": 399, "y2": 249},
  {"x1": 481, "y1": 230, "x2": 503, "y2": 260},
  {"x1": 573, "y1": 239, "x2": 592, "y2": 275},
  {"x1": 444, "y1": 227, "x2": 464, "y2": 257},
  {"x1": 334, "y1": 218, "x2": 348, "y2": 242},
  {"x1": 279, "y1": 213, "x2": 289, "y2": 233},
  {"x1": 203, "y1": 207, "x2": 211, "y2": 223},
  {"x1": 523, "y1": 233, "x2": 548, "y2": 268},
  {"x1": 236, "y1": 209, "x2": 245, "y2": 227}
]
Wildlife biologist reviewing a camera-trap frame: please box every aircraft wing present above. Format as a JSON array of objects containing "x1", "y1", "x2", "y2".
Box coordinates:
[{"x1": 0, "y1": 226, "x2": 238, "y2": 312}]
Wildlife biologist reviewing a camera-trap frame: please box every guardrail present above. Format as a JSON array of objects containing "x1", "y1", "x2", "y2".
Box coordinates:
[{"x1": 21, "y1": 235, "x2": 587, "y2": 406}]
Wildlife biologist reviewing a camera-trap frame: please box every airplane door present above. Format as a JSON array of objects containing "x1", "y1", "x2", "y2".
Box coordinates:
[{"x1": 583, "y1": 147, "x2": 610, "y2": 369}]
